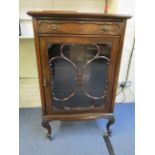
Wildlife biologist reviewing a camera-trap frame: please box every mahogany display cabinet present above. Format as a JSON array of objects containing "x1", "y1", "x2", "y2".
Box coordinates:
[{"x1": 28, "y1": 11, "x2": 131, "y2": 140}]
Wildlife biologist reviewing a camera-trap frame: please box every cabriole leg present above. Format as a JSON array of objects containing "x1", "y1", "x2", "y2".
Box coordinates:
[
  {"x1": 106, "y1": 115, "x2": 115, "y2": 136},
  {"x1": 41, "y1": 119, "x2": 52, "y2": 140}
]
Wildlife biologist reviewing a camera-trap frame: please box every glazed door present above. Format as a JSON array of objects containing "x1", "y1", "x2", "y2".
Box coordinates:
[{"x1": 39, "y1": 36, "x2": 120, "y2": 114}]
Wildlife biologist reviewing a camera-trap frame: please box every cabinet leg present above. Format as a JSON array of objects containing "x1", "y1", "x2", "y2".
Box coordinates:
[
  {"x1": 42, "y1": 119, "x2": 52, "y2": 140},
  {"x1": 106, "y1": 115, "x2": 115, "y2": 136}
]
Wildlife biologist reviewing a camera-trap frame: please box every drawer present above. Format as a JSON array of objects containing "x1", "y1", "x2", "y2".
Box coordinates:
[{"x1": 37, "y1": 20, "x2": 124, "y2": 35}]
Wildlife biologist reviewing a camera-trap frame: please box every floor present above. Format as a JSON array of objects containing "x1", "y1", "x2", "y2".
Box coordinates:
[{"x1": 19, "y1": 103, "x2": 135, "y2": 155}]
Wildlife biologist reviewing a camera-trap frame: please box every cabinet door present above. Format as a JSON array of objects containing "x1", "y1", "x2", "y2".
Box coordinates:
[{"x1": 39, "y1": 36, "x2": 120, "y2": 114}]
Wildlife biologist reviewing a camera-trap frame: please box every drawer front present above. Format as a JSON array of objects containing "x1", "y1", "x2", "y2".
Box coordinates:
[{"x1": 37, "y1": 20, "x2": 123, "y2": 35}]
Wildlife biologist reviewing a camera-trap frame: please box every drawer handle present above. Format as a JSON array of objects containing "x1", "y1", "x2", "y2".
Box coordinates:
[
  {"x1": 102, "y1": 24, "x2": 111, "y2": 32},
  {"x1": 48, "y1": 24, "x2": 60, "y2": 32}
]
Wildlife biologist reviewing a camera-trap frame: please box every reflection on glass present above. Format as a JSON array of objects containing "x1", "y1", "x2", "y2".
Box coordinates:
[{"x1": 48, "y1": 43, "x2": 111, "y2": 110}]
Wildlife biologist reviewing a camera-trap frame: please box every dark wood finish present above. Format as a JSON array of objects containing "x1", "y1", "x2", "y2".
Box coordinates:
[
  {"x1": 106, "y1": 115, "x2": 115, "y2": 136},
  {"x1": 37, "y1": 20, "x2": 123, "y2": 35},
  {"x1": 39, "y1": 36, "x2": 119, "y2": 115},
  {"x1": 28, "y1": 11, "x2": 131, "y2": 20},
  {"x1": 28, "y1": 11, "x2": 131, "y2": 139},
  {"x1": 41, "y1": 119, "x2": 52, "y2": 140}
]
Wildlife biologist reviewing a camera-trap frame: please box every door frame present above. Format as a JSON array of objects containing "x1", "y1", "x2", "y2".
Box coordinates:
[{"x1": 39, "y1": 35, "x2": 120, "y2": 114}]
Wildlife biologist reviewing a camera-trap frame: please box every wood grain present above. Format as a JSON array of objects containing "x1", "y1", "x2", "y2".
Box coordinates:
[{"x1": 28, "y1": 11, "x2": 131, "y2": 138}]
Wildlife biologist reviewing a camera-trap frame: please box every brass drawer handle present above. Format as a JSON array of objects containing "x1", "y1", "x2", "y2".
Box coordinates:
[
  {"x1": 102, "y1": 24, "x2": 111, "y2": 32},
  {"x1": 48, "y1": 24, "x2": 60, "y2": 32}
]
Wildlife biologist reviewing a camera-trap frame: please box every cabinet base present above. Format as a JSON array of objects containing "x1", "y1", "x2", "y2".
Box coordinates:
[{"x1": 42, "y1": 113, "x2": 115, "y2": 140}]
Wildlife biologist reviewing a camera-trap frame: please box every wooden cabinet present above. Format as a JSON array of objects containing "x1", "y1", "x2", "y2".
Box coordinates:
[{"x1": 28, "y1": 11, "x2": 131, "y2": 140}]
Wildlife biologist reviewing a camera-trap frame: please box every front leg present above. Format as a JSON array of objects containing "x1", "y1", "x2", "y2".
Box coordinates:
[
  {"x1": 106, "y1": 115, "x2": 115, "y2": 136},
  {"x1": 42, "y1": 119, "x2": 52, "y2": 140}
]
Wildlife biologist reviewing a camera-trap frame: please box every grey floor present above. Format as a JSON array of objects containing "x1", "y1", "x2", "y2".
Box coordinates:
[{"x1": 19, "y1": 103, "x2": 135, "y2": 155}]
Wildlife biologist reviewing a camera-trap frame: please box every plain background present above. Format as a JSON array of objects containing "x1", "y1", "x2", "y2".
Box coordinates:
[{"x1": 0, "y1": 0, "x2": 155, "y2": 155}]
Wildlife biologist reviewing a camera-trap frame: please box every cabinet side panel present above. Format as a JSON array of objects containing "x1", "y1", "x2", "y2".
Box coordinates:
[
  {"x1": 110, "y1": 21, "x2": 127, "y2": 112},
  {"x1": 32, "y1": 18, "x2": 46, "y2": 115}
]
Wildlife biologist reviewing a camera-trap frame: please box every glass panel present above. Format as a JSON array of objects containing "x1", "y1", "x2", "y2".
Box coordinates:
[
  {"x1": 83, "y1": 57, "x2": 109, "y2": 99},
  {"x1": 48, "y1": 43, "x2": 111, "y2": 111}
]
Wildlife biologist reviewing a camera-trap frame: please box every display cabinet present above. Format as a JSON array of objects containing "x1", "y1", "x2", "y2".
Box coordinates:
[{"x1": 28, "y1": 11, "x2": 131, "y2": 140}]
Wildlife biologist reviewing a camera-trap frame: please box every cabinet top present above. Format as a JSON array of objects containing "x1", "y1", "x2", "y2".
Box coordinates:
[{"x1": 27, "y1": 11, "x2": 131, "y2": 20}]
